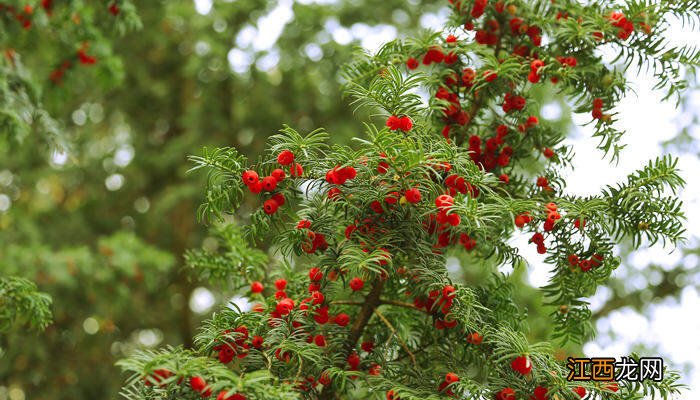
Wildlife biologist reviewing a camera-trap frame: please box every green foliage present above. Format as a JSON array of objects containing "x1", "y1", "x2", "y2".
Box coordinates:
[
  {"x1": 0, "y1": 276, "x2": 52, "y2": 335},
  {"x1": 185, "y1": 225, "x2": 268, "y2": 287},
  {"x1": 113, "y1": 1, "x2": 698, "y2": 399},
  {"x1": 189, "y1": 147, "x2": 249, "y2": 223},
  {"x1": 117, "y1": 346, "x2": 300, "y2": 400}
]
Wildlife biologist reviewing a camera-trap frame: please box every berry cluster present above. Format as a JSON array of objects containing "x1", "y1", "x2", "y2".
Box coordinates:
[
  {"x1": 142, "y1": 371, "x2": 246, "y2": 400},
  {"x1": 295, "y1": 220, "x2": 328, "y2": 254},
  {"x1": 241, "y1": 150, "x2": 302, "y2": 215},
  {"x1": 591, "y1": 97, "x2": 606, "y2": 120},
  {"x1": 467, "y1": 129, "x2": 512, "y2": 172},
  {"x1": 412, "y1": 285, "x2": 459, "y2": 330},
  {"x1": 47, "y1": 43, "x2": 98, "y2": 85},
  {"x1": 212, "y1": 326, "x2": 262, "y2": 364},
  {"x1": 437, "y1": 372, "x2": 460, "y2": 396},
  {"x1": 567, "y1": 253, "x2": 604, "y2": 273},
  {"x1": 386, "y1": 115, "x2": 413, "y2": 132},
  {"x1": 0, "y1": 3, "x2": 34, "y2": 28}
]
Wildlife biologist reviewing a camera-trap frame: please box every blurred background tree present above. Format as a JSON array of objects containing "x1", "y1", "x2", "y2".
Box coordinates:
[{"x1": 1, "y1": 0, "x2": 697, "y2": 399}]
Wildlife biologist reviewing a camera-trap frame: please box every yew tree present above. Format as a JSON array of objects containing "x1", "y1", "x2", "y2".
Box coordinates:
[{"x1": 119, "y1": 1, "x2": 698, "y2": 399}]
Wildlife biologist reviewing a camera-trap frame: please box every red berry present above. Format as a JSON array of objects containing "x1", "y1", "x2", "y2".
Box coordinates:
[
  {"x1": 405, "y1": 188, "x2": 421, "y2": 204},
  {"x1": 314, "y1": 334, "x2": 326, "y2": 347},
  {"x1": 496, "y1": 388, "x2": 516, "y2": 400},
  {"x1": 579, "y1": 259, "x2": 592, "y2": 272},
  {"x1": 319, "y1": 371, "x2": 331, "y2": 386},
  {"x1": 531, "y1": 386, "x2": 548, "y2": 400},
  {"x1": 345, "y1": 224, "x2": 357, "y2": 239},
  {"x1": 466, "y1": 332, "x2": 483, "y2": 345},
  {"x1": 442, "y1": 125, "x2": 451, "y2": 138},
  {"x1": 447, "y1": 213, "x2": 461, "y2": 226},
  {"x1": 377, "y1": 161, "x2": 390, "y2": 174},
  {"x1": 385, "y1": 191, "x2": 400, "y2": 205},
  {"x1": 314, "y1": 306, "x2": 330, "y2": 324},
  {"x1": 543, "y1": 148, "x2": 554, "y2": 158},
  {"x1": 275, "y1": 279, "x2": 287, "y2": 290},
  {"x1": 349, "y1": 277, "x2": 364, "y2": 291},
  {"x1": 271, "y1": 193, "x2": 285, "y2": 206},
  {"x1": 290, "y1": 163, "x2": 304, "y2": 177},
  {"x1": 271, "y1": 168, "x2": 286, "y2": 182},
  {"x1": 108, "y1": 3, "x2": 120, "y2": 16},
  {"x1": 435, "y1": 194, "x2": 454, "y2": 209},
  {"x1": 249, "y1": 181, "x2": 263, "y2": 194},
  {"x1": 311, "y1": 291, "x2": 324, "y2": 305},
  {"x1": 445, "y1": 372, "x2": 459, "y2": 384},
  {"x1": 242, "y1": 170, "x2": 259, "y2": 186},
  {"x1": 528, "y1": 71, "x2": 541, "y2": 83},
  {"x1": 263, "y1": 199, "x2": 279, "y2": 215},
  {"x1": 261, "y1": 176, "x2": 277, "y2": 192},
  {"x1": 406, "y1": 57, "x2": 419, "y2": 70},
  {"x1": 370, "y1": 200, "x2": 384, "y2": 213},
  {"x1": 591, "y1": 253, "x2": 604, "y2": 266},
  {"x1": 593, "y1": 98, "x2": 604, "y2": 109},
  {"x1": 277, "y1": 150, "x2": 295, "y2": 165},
  {"x1": 442, "y1": 285, "x2": 456, "y2": 299},
  {"x1": 511, "y1": 355, "x2": 532, "y2": 375},
  {"x1": 567, "y1": 254, "x2": 579, "y2": 266},
  {"x1": 361, "y1": 341, "x2": 374, "y2": 353},
  {"x1": 573, "y1": 386, "x2": 586, "y2": 398},
  {"x1": 251, "y1": 336, "x2": 263, "y2": 349},
  {"x1": 398, "y1": 116, "x2": 413, "y2": 132},
  {"x1": 387, "y1": 390, "x2": 400, "y2": 400},
  {"x1": 250, "y1": 281, "x2": 264, "y2": 293},
  {"x1": 145, "y1": 369, "x2": 173, "y2": 387},
  {"x1": 347, "y1": 352, "x2": 360, "y2": 369},
  {"x1": 190, "y1": 376, "x2": 207, "y2": 393},
  {"x1": 217, "y1": 391, "x2": 247, "y2": 400},
  {"x1": 328, "y1": 187, "x2": 342, "y2": 200},
  {"x1": 325, "y1": 169, "x2": 341, "y2": 184},
  {"x1": 334, "y1": 313, "x2": 350, "y2": 327},
  {"x1": 471, "y1": 0, "x2": 487, "y2": 18},
  {"x1": 386, "y1": 115, "x2": 401, "y2": 130},
  {"x1": 308, "y1": 282, "x2": 320, "y2": 292},
  {"x1": 499, "y1": 173, "x2": 509, "y2": 183},
  {"x1": 276, "y1": 298, "x2": 295, "y2": 315},
  {"x1": 309, "y1": 267, "x2": 323, "y2": 281},
  {"x1": 483, "y1": 70, "x2": 498, "y2": 82}
]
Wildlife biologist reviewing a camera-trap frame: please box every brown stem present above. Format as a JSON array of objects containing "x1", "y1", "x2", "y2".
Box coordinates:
[
  {"x1": 319, "y1": 279, "x2": 385, "y2": 400},
  {"x1": 344, "y1": 279, "x2": 385, "y2": 352}
]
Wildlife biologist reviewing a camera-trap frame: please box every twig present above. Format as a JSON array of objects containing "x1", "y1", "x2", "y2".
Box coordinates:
[
  {"x1": 380, "y1": 299, "x2": 418, "y2": 309},
  {"x1": 330, "y1": 300, "x2": 364, "y2": 306},
  {"x1": 374, "y1": 308, "x2": 417, "y2": 368}
]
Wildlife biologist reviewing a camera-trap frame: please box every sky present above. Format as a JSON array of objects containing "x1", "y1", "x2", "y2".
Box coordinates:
[{"x1": 190, "y1": 0, "x2": 700, "y2": 396}]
